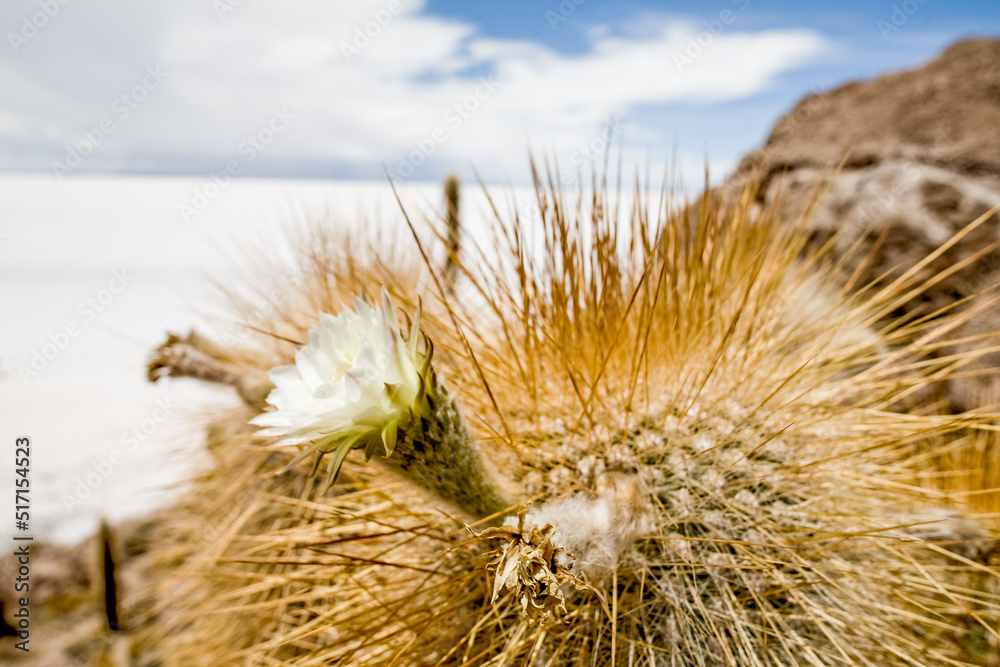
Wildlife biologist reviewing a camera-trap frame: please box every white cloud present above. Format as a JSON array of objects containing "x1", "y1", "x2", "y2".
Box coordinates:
[{"x1": 0, "y1": 0, "x2": 829, "y2": 182}]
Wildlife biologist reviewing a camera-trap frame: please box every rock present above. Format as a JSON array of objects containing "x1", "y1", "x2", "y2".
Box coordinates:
[
  {"x1": 724, "y1": 39, "x2": 1000, "y2": 411},
  {"x1": 758, "y1": 160, "x2": 1000, "y2": 310},
  {"x1": 733, "y1": 39, "x2": 1000, "y2": 181},
  {"x1": 0, "y1": 517, "x2": 162, "y2": 665}
]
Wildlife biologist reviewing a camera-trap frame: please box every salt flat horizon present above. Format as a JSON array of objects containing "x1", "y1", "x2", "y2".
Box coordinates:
[
  {"x1": 0, "y1": 171, "x2": 658, "y2": 544},
  {"x1": 0, "y1": 173, "x2": 457, "y2": 544}
]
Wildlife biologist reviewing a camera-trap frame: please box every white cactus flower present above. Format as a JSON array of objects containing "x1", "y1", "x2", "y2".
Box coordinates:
[{"x1": 251, "y1": 287, "x2": 432, "y2": 490}]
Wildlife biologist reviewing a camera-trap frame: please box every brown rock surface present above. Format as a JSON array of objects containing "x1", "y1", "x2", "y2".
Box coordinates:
[
  {"x1": 0, "y1": 517, "x2": 159, "y2": 666},
  {"x1": 734, "y1": 38, "x2": 1000, "y2": 180},
  {"x1": 725, "y1": 38, "x2": 1000, "y2": 411}
]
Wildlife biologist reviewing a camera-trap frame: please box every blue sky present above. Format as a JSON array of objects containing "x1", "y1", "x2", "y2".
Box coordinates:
[{"x1": 0, "y1": 0, "x2": 997, "y2": 186}]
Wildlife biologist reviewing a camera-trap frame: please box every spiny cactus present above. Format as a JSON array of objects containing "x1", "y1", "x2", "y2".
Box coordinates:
[{"x1": 134, "y1": 165, "x2": 999, "y2": 666}]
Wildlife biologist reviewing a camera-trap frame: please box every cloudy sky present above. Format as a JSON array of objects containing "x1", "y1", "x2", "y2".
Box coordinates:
[{"x1": 1, "y1": 0, "x2": 997, "y2": 185}]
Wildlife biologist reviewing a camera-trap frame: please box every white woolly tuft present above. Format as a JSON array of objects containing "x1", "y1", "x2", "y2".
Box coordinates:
[{"x1": 514, "y1": 473, "x2": 654, "y2": 581}]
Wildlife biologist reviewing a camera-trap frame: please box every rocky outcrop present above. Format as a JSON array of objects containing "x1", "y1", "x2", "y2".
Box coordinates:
[
  {"x1": 733, "y1": 39, "x2": 1000, "y2": 180},
  {"x1": 0, "y1": 518, "x2": 159, "y2": 666},
  {"x1": 725, "y1": 38, "x2": 1000, "y2": 411}
]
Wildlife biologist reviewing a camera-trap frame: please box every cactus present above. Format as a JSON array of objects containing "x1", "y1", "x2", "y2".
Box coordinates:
[{"x1": 136, "y1": 164, "x2": 999, "y2": 666}]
